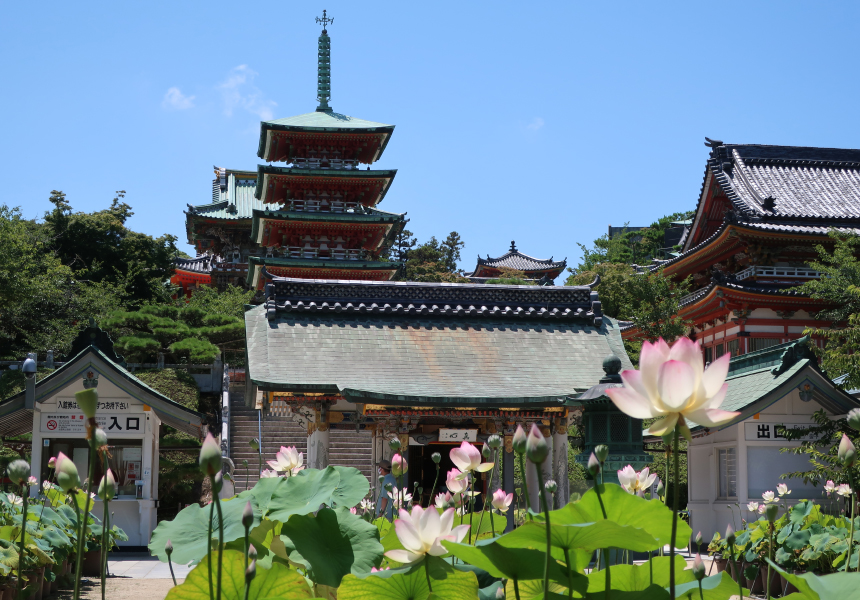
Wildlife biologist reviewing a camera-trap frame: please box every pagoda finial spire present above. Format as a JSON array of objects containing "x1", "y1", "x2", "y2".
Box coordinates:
[
  {"x1": 510, "y1": 240, "x2": 517, "y2": 253},
  {"x1": 315, "y1": 10, "x2": 333, "y2": 113}
]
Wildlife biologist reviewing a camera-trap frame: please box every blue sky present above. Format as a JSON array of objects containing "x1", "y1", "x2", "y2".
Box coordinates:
[{"x1": 3, "y1": 1, "x2": 860, "y2": 272}]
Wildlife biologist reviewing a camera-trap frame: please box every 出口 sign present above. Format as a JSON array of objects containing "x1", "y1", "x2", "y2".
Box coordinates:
[
  {"x1": 744, "y1": 422, "x2": 817, "y2": 442},
  {"x1": 40, "y1": 413, "x2": 145, "y2": 434}
]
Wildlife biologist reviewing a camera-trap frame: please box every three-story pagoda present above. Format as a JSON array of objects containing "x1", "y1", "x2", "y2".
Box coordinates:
[{"x1": 179, "y1": 12, "x2": 406, "y2": 293}]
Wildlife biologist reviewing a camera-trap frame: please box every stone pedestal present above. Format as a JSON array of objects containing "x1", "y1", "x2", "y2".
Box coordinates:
[{"x1": 307, "y1": 426, "x2": 330, "y2": 470}]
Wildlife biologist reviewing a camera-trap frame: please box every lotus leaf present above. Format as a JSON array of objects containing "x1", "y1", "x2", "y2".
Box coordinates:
[{"x1": 338, "y1": 557, "x2": 479, "y2": 600}]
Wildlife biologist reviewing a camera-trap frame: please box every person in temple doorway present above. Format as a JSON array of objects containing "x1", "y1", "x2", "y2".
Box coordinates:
[{"x1": 375, "y1": 459, "x2": 397, "y2": 520}]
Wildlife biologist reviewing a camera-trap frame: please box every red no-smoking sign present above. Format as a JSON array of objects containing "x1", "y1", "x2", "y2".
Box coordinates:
[{"x1": 47, "y1": 420, "x2": 57, "y2": 430}]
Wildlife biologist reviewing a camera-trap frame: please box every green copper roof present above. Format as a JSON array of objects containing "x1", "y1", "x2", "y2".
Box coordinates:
[
  {"x1": 245, "y1": 304, "x2": 632, "y2": 405},
  {"x1": 188, "y1": 173, "x2": 262, "y2": 221},
  {"x1": 263, "y1": 111, "x2": 393, "y2": 131}
]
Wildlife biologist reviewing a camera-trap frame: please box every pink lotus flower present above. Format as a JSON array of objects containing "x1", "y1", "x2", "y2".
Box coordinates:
[
  {"x1": 758, "y1": 504, "x2": 766, "y2": 515},
  {"x1": 384, "y1": 506, "x2": 470, "y2": 564},
  {"x1": 267, "y1": 446, "x2": 303, "y2": 475},
  {"x1": 824, "y1": 480, "x2": 837, "y2": 496},
  {"x1": 605, "y1": 337, "x2": 739, "y2": 438},
  {"x1": 617, "y1": 465, "x2": 657, "y2": 496},
  {"x1": 450, "y1": 441, "x2": 494, "y2": 475},
  {"x1": 349, "y1": 507, "x2": 357, "y2": 515},
  {"x1": 491, "y1": 489, "x2": 513, "y2": 513},
  {"x1": 392, "y1": 453, "x2": 408, "y2": 477},
  {"x1": 47, "y1": 457, "x2": 56, "y2": 469},
  {"x1": 435, "y1": 491, "x2": 452, "y2": 508},
  {"x1": 26, "y1": 476, "x2": 37, "y2": 486},
  {"x1": 259, "y1": 469, "x2": 279, "y2": 478},
  {"x1": 446, "y1": 468, "x2": 468, "y2": 494}
]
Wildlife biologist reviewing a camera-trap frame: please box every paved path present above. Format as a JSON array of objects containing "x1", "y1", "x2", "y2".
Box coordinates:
[{"x1": 107, "y1": 553, "x2": 193, "y2": 580}]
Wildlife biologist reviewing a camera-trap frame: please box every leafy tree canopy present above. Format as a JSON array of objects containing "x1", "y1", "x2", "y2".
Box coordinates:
[
  {"x1": 485, "y1": 268, "x2": 536, "y2": 286},
  {"x1": 396, "y1": 230, "x2": 470, "y2": 283},
  {"x1": 104, "y1": 303, "x2": 245, "y2": 364},
  {"x1": 43, "y1": 190, "x2": 178, "y2": 303}
]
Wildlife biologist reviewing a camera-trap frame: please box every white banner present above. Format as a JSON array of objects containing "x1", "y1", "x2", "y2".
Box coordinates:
[
  {"x1": 54, "y1": 399, "x2": 135, "y2": 412},
  {"x1": 744, "y1": 422, "x2": 817, "y2": 442},
  {"x1": 40, "y1": 413, "x2": 145, "y2": 434},
  {"x1": 438, "y1": 429, "x2": 477, "y2": 443}
]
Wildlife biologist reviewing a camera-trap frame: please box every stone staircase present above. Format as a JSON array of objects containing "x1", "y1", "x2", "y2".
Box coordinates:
[{"x1": 228, "y1": 385, "x2": 373, "y2": 493}]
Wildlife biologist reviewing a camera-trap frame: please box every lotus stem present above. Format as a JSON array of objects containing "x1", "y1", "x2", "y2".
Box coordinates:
[
  {"x1": 168, "y1": 554, "x2": 177, "y2": 587},
  {"x1": 16, "y1": 484, "x2": 28, "y2": 600},
  {"x1": 101, "y1": 472, "x2": 109, "y2": 600},
  {"x1": 513, "y1": 578, "x2": 521, "y2": 600},
  {"x1": 428, "y1": 464, "x2": 439, "y2": 510},
  {"x1": 517, "y1": 454, "x2": 533, "y2": 520},
  {"x1": 71, "y1": 489, "x2": 83, "y2": 600},
  {"x1": 563, "y1": 548, "x2": 574, "y2": 600},
  {"x1": 697, "y1": 580, "x2": 704, "y2": 600},
  {"x1": 468, "y1": 473, "x2": 475, "y2": 544},
  {"x1": 766, "y1": 522, "x2": 774, "y2": 600},
  {"x1": 728, "y1": 538, "x2": 742, "y2": 600},
  {"x1": 208, "y1": 496, "x2": 214, "y2": 600},
  {"x1": 669, "y1": 427, "x2": 680, "y2": 600},
  {"x1": 75, "y1": 436, "x2": 98, "y2": 600},
  {"x1": 213, "y1": 475, "x2": 225, "y2": 600},
  {"x1": 534, "y1": 466, "x2": 552, "y2": 600},
  {"x1": 848, "y1": 471, "x2": 857, "y2": 573},
  {"x1": 488, "y1": 450, "x2": 498, "y2": 537},
  {"x1": 593, "y1": 480, "x2": 611, "y2": 600},
  {"x1": 424, "y1": 557, "x2": 433, "y2": 592},
  {"x1": 476, "y1": 454, "x2": 498, "y2": 543}
]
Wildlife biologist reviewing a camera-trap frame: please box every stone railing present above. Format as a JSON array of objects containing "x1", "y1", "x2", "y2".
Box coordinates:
[{"x1": 735, "y1": 266, "x2": 822, "y2": 281}]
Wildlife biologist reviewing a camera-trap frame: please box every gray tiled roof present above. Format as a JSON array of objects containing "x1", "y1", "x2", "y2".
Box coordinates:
[
  {"x1": 246, "y1": 278, "x2": 630, "y2": 404},
  {"x1": 708, "y1": 143, "x2": 860, "y2": 219},
  {"x1": 174, "y1": 255, "x2": 213, "y2": 273},
  {"x1": 474, "y1": 249, "x2": 567, "y2": 273}
]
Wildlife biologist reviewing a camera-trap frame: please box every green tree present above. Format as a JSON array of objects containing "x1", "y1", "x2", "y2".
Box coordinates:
[
  {"x1": 43, "y1": 190, "x2": 178, "y2": 304},
  {"x1": 398, "y1": 232, "x2": 470, "y2": 283},
  {"x1": 780, "y1": 409, "x2": 860, "y2": 488},
  {"x1": 104, "y1": 304, "x2": 245, "y2": 364}
]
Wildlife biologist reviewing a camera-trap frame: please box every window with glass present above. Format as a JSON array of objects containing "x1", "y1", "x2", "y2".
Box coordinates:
[
  {"x1": 714, "y1": 344, "x2": 725, "y2": 359},
  {"x1": 704, "y1": 346, "x2": 713, "y2": 364},
  {"x1": 726, "y1": 339, "x2": 740, "y2": 357},
  {"x1": 43, "y1": 440, "x2": 143, "y2": 497},
  {"x1": 749, "y1": 338, "x2": 781, "y2": 352},
  {"x1": 717, "y1": 447, "x2": 737, "y2": 499}
]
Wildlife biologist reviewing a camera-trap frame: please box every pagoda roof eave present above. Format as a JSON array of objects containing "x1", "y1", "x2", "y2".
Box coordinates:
[
  {"x1": 246, "y1": 256, "x2": 400, "y2": 288},
  {"x1": 254, "y1": 165, "x2": 398, "y2": 206},
  {"x1": 249, "y1": 208, "x2": 406, "y2": 246}
]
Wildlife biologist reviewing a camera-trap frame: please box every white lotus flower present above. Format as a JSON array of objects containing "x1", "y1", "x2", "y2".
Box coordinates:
[
  {"x1": 762, "y1": 491, "x2": 776, "y2": 504},
  {"x1": 449, "y1": 441, "x2": 494, "y2": 476},
  {"x1": 360, "y1": 498, "x2": 374, "y2": 512},
  {"x1": 27, "y1": 476, "x2": 37, "y2": 486},
  {"x1": 384, "y1": 506, "x2": 470, "y2": 564},
  {"x1": 617, "y1": 465, "x2": 657, "y2": 496},
  {"x1": 837, "y1": 483, "x2": 852, "y2": 497},
  {"x1": 435, "y1": 492, "x2": 452, "y2": 508},
  {"x1": 491, "y1": 489, "x2": 513, "y2": 513},
  {"x1": 605, "y1": 337, "x2": 739, "y2": 438},
  {"x1": 42, "y1": 481, "x2": 51, "y2": 492},
  {"x1": 259, "y1": 469, "x2": 279, "y2": 478},
  {"x1": 446, "y1": 468, "x2": 469, "y2": 494},
  {"x1": 267, "y1": 446, "x2": 303, "y2": 475},
  {"x1": 388, "y1": 487, "x2": 413, "y2": 511},
  {"x1": 6, "y1": 494, "x2": 22, "y2": 506},
  {"x1": 747, "y1": 502, "x2": 760, "y2": 513},
  {"x1": 758, "y1": 504, "x2": 766, "y2": 514},
  {"x1": 777, "y1": 483, "x2": 790, "y2": 496}
]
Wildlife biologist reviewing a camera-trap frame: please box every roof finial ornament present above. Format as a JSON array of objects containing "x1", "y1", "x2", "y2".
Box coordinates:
[
  {"x1": 510, "y1": 240, "x2": 517, "y2": 253},
  {"x1": 315, "y1": 10, "x2": 333, "y2": 113}
]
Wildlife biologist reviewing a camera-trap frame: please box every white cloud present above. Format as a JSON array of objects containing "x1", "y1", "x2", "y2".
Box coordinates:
[
  {"x1": 218, "y1": 65, "x2": 277, "y2": 121},
  {"x1": 526, "y1": 117, "x2": 545, "y2": 131},
  {"x1": 162, "y1": 87, "x2": 195, "y2": 110}
]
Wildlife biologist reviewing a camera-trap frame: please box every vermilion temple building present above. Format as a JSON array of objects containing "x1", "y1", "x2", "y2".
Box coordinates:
[
  {"x1": 171, "y1": 16, "x2": 406, "y2": 296},
  {"x1": 622, "y1": 140, "x2": 860, "y2": 359},
  {"x1": 465, "y1": 241, "x2": 567, "y2": 284}
]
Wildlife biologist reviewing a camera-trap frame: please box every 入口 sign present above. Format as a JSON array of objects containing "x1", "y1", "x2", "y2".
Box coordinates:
[{"x1": 438, "y1": 429, "x2": 478, "y2": 443}]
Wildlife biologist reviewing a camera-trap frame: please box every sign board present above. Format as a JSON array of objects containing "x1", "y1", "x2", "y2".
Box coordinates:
[
  {"x1": 438, "y1": 429, "x2": 478, "y2": 443},
  {"x1": 744, "y1": 422, "x2": 817, "y2": 442},
  {"x1": 54, "y1": 399, "x2": 135, "y2": 412},
  {"x1": 40, "y1": 413, "x2": 145, "y2": 434},
  {"x1": 123, "y1": 447, "x2": 142, "y2": 462}
]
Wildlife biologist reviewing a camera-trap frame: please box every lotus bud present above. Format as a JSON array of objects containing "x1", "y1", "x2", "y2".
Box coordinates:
[
  {"x1": 526, "y1": 424, "x2": 549, "y2": 464},
  {"x1": 495, "y1": 585, "x2": 505, "y2": 599},
  {"x1": 48, "y1": 457, "x2": 56, "y2": 469},
  {"x1": 512, "y1": 425, "x2": 527, "y2": 455},
  {"x1": 199, "y1": 433, "x2": 223, "y2": 477},
  {"x1": 384, "y1": 482, "x2": 393, "y2": 493},
  {"x1": 75, "y1": 388, "x2": 98, "y2": 419},
  {"x1": 388, "y1": 437, "x2": 402, "y2": 452},
  {"x1": 431, "y1": 452, "x2": 441, "y2": 464},
  {"x1": 212, "y1": 472, "x2": 223, "y2": 494},
  {"x1": 695, "y1": 531, "x2": 703, "y2": 546},
  {"x1": 692, "y1": 554, "x2": 705, "y2": 581},
  {"x1": 378, "y1": 475, "x2": 385, "y2": 486},
  {"x1": 488, "y1": 434, "x2": 502, "y2": 450},
  {"x1": 391, "y1": 453, "x2": 408, "y2": 477},
  {"x1": 417, "y1": 486, "x2": 423, "y2": 496},
  {"x1": 246, "y1": 559, "x2": 256, "y2": 583},
  {"x1": 242, "y1": 501, "x2": 254, "y2": 528},
  {"x1": 6, "y1": 460, "x2": 29, "y2": 487},
  {"x1": 765, "y1": 504, "x2": 779, "y2": 523},
  {"x1": 248, "y1": 544, "x2": 257, "y2": 560},
  {"x1": 249, "y1": 438, "x2": 259, "y2": 451},
  {"x1": 482, "y1": 443, "x2": 491, "y2": 459},
  {"x1": 726, "y1": 524, "x2": 736, "y2": 545},
  {"x1": 544, "y1": 479, "x2": 558, "y2": 493},
  {"x1": 587, "y1": 453, "x2": 601, "y2": 477},
  {"x1": 594, "y1": 445, "x2": 609, "y2": 463},
  {"x1": 98, "y1": 469, "x2": 116, "y2": 501},
  {"x1": 93, "y1": 427, "x2": 108, "y2": 449},
  {"x1": 165, "y1": 539, "x2": 173, "y2": 556},
  {"x1": 839, "y1": 434, "x2": 857, "y2": 467},
  {"x1": 848, "y1": 408, "x2": 860, "y2": 432},
  {"x1": 55, "y1": 452, "x2": 80, "y2": 492},
  {"x1": 656, "y1": 479, "x2": 664, "y2": 496}
]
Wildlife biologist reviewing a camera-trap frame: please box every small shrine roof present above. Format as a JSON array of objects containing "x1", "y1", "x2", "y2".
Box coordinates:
[
  {"x1": 188, "y1": 173, "x2": 263, "y2": 221},
  {"x1": 263, "y1": 111, "x2": 393, "y2": 131},
  {"x1": 245, "y1": 277, "x2": 630, "y2": 405},
  {"x1": 174, "y1": 255, "x2": 213, "y2": 274},
  {"x1": 469, "y1": 242, "x2": 567, "y2": 275}
]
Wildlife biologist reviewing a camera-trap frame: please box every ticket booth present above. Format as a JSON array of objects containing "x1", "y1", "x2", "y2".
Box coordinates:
[{"x1": 0, "y1": 331, "x2": 205, "y2": 547}]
